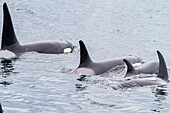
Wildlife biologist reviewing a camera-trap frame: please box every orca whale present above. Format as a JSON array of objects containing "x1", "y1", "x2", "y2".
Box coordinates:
[
  {"x1": 123, "y1": 59, "x2": 159, "y2": 77},
  {"x1": 1, "y1": 3, "x2": 74, "y2": 55},
  {"x1": 73, "y1": 40, "x2": 143, "y2": 75},
  {"x1": 112, "y1": 51, "x2": 169, "y2": 90}
]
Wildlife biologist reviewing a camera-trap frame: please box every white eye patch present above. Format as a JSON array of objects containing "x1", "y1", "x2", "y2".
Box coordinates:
[
  {"x1": 63, "y1": 48, "x2": 72, "y2": 53},
  {"x1": 132, "y1": 63, "x2": 142, "y2": 67}
]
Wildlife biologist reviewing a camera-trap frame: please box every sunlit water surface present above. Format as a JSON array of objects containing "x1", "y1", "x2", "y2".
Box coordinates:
[{"x1": 0, "y1": 0, "x2": 170, "y2": 113}]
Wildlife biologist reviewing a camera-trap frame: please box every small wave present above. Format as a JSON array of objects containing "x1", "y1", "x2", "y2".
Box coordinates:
[
  {"x1": 91, "y1": 101, "x2": 116, "y2": 108},
  {"x1": 16, "y1": 8, "x2": 35, "y2": 15},
  {"x1": 60, "y1": 68, "x2": 73, "y2": 73}
]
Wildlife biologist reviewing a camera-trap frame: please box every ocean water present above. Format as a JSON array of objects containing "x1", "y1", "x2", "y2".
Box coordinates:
[{"x1": 0, "y1": 0, "x2": 170, "y2": 113}]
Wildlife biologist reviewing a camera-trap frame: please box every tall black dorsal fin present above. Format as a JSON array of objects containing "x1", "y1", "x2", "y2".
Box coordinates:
[
  {"x1": 123, "y1": 59, "x2": 135, "y2": 74},
  {"x1": 79, "y1": 40, "x2": 92, "y2": 67},
  {"x1": 1, "y1": 3, "x2": 19, "y2": 49},
  {"x1": 157, "y1": 50, "x2": 169, "y2": 81},
  {"x1": 0, "y1": 103, "x2": 2, "y2": 113}
]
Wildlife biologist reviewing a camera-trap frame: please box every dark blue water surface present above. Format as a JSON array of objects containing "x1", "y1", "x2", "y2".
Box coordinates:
[{"x1": 0, "y1": 0, "x2": 170, "y2": 113}]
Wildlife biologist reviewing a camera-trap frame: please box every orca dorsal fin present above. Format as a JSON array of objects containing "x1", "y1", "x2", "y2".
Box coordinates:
[
  {"x1": 157, "y1": 50, "x2": 169, "y2": 81},
  {"x1": 1, "y1": 3, "x2": 19, "y2": 49},
  {"x1": 79, "y1": 40, "x2": 92, "y2": 67},
  {"x1": 0, "y1": 103, "x2": 2, "y2": 113},
  {"x1": 123, "y1": 59, "x2": 135, "y2": 74}
]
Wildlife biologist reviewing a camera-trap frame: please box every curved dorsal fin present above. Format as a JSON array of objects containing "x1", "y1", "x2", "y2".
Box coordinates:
[
  {"x1": 79, "y1": 40, "x2": 92, "y2": 67},
  {"x1": 123, "y1": 59, "x2": 135, "y2": 74},
  {"x1": 1, "y1": 3, "x2": 19, "y2": 49},
  {"x1": 157, "y1": 50, "x2": 169, "y2": 81}
]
